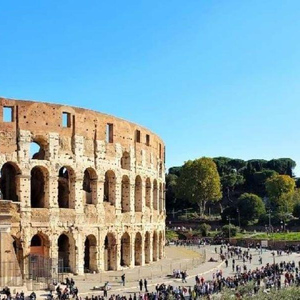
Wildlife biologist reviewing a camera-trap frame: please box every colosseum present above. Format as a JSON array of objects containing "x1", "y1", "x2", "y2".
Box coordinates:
[{"x1": 0, "y1": 97, "x2": 166, "y2": 284}]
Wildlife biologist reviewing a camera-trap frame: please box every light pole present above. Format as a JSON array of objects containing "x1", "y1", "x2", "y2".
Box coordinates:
[
  {"x1": 227, "y1": 216, "x2": 233, "y2": 245},
  {"x1": 237, "y1": 208, "x2": 241, "y2": 228}
]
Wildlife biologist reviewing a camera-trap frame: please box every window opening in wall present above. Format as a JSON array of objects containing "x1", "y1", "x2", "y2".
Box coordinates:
[
  {"x1": 135, "y1": 130, "x2": 141, "y2": 143},
  {"x1": 30, "y1": 142, "x2": 45, "y2": 160},
  {"x1": 146, "y1": 134, "x2": 150, "y2": 146},
  {"x1": 121, "y1": 152, "x2": 130, "y2": 170},
  {"x1": 106, "y1": 123, "x2": 113, "y2": 143},
  {"x1": 3, "y1": 107, "x2": 13, "y2": 122},
  {"x1": 62, "y1": 112, "x2": 71, "y2": 128}
]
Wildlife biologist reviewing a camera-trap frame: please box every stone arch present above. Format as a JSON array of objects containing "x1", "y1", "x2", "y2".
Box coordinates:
[
  {"x1": 58, "y1": 166, "x2": 75, "y2": 208},
  {"x1": 104, "y1": 233, "x2": 117, "y2": 271},
  {"x1": 144, "y1": 232, "x2": 151, "y2": 264},
  {"x1": 159, "y1": 231, "x2": 163, "y2": 259},
  {"x1": 58, "y1": 233, "x2": 76, "y2": 273},
  {"x1": 0, "y1": 162, "x2": 20, "y2": 202},
  {"x1": 121, "y1": 151, "x2": 130, "y2": 170},
  {"x1": 120, "y1": 232, "x2": 131, "y2": 267},
  {"x1": 84, "y1": 234, "x2": 97, "y2": 273},
  {"x1": 83, "y1": 168, "x2": 98, "y2": 205},
  {"x1": 159, "y1": 183, "x2": 163, "y2": 213},
  {"x1": 103, "y1": 170, "x2": 116, "y2": 205},
  {"x1": 134, "y1": 175, "x2": 142, "y2": 212},
  {"x1": 145, "y1": 178, "x2": 151, "y2": 209},
  {"x1": 153, "y1": 179, "x2": 158, "y2": 210},
  {"x1": 121, "y1": 175, "x2": 130, "y2": 212},
  {"x1": 30, "y1": 233, "x2": 50, "y2": 257},
  {"x1": 31, "y1": 166, "x2": 49, "y2": 208},
  {"x1": 30, "y1": 135, "x2": 49, "y2": 160},
  {"x1": 153, "y1": 231, "x2": 158, "y2": 262},
  {"x1": 134, "y1": 232, "x2": 142, "y2": 266}
]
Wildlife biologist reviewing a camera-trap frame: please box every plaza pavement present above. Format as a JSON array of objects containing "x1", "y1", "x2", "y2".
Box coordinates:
[
  {"x1": 76, "y1": 244, "x2": 300, "y2": 298},
  {"x1": 16, "y1": 244, "x2": 300, "y2": 299}
]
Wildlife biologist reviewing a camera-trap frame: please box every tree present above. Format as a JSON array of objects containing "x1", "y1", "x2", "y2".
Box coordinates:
[
  {"x1": 266, "y1": 158, "x2": 296, "y2": 176},
  {"x1": 175, "y1": 157, "x2": 222, "y2": 215},
  {"x1": 237, "y1": 193, "x2": 265, "y2": 225},
  {"x1": 221, "y1": 172, "x2": 244, "y2": 202},
  {"x1": 265, "y1": 174, "x2": 295, "y2": 213},
  {"x1": 222, "y1": 224, "x2": 239, "y2": 238}
]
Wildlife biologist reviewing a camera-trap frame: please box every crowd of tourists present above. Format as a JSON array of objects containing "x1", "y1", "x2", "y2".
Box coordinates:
[{"x1": 2, "y1": 243, "x2": 300, "y2": 299}]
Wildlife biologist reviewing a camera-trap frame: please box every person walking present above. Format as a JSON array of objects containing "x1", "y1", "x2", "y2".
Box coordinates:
[
  {"x1": 144, "y1": 279, "x2": 148, "y2": 292},
  {"x1": 121, "y1": 274, "x2": 126, "y2": 286},
  {"x1": 139, "y1": 279, "x2": 143, "y2": 291}
]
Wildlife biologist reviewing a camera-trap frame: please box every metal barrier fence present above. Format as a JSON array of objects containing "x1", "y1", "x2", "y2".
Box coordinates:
[
  {"x1": 0, "y1": 261, "x2": 23, "y2": 287},
  {"x1": 0, "y1": 246, "x2": 206, "y2": 287}
]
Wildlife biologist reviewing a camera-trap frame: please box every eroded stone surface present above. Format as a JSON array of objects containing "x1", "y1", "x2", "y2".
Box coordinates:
[{"x1": 0, "y1": 98, "x2": 166, "y2": 278}]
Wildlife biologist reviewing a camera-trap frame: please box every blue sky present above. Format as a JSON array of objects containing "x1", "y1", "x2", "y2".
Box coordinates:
[{"x1": 1, "y1": 1, "x2": 300, "y2": 175}]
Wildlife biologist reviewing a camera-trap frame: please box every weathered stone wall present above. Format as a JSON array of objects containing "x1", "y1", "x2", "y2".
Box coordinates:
[{"x1": 0, "y1": 98, "x2": 166, "y2": 275}]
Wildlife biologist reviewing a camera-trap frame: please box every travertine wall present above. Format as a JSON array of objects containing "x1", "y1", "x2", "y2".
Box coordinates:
[{"x1": 0, "y1": 98, "x2": 166, "y2": 275}]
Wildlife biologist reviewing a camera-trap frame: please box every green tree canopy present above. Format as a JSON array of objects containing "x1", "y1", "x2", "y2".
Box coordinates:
[
  {"x1": 175, "y1": 157, "x2": 222, "y2": 215},
  {"x1": 265, "y1": 174, "x2": 296, "y2": 212},
  {"x1": 237, "y1": 193, "x2": 266, "y2": 225}
]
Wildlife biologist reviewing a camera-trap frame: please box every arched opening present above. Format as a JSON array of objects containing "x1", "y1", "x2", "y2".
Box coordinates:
[
  {"x1": 120, "y1": 232, "x2": 130, "y2": 267},
  {"x1": 159, "y1": 183, "x2": 163, "y2": 213},
  {"x1": 83, "y1": 168, "x2": 97, "y2": 205},
  {"x1": 121, "y1": 175, "x2": 130, "y2": 213},
  {"x1": 103, "y1": 171, "x2": 116, "y2": 205},
  {"x1": 145, "y1": 178, "x2": 151, "y2": 209},
  {"x1": 30, "y1": 234, "x2": 49, "y2": 257},
  {"x1": 153, "y1": 231, "x2": 158, "y2": 262},
  {"x1": 159, "y1": 232, "x2": 163, "y2": 259},
  {"x1": 58, "y1": 167, "x2": 75, "y2": 208},
  {"x1": 58, "y1": 233, "x2": 75, "y2": 273},
  {"x1": 121, "y1": 152, "x2": 130, "y2": 170},
  {"x1": 153, "y1": 180, "x2": 158, "y2": 210},
  {"x1": 104, "y1": 233, "x2": 117, "y2": 271},
  {"x1": 145, "y1": 232, "x2": 150, "y2": 264},
  {"x1": 134, "y1": 232, "x2": 142, "y2": 266},
  {"x1": 0, "y1": 163, "x2": 19, "y2": 201},
  {"x1": 134, "y1": 176, "x2": 142, "y2": 212},
  {"x1": 84, "y1": 235, "x2": 97, "y2": 273},
  {"x1": 31, "y1": 166, "x2": 49, "y2": 208}
]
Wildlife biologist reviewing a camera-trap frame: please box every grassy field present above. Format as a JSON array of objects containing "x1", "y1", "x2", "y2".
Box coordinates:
[{"x1": 248, "y1": 232, "x2": 300, "y2": 241}]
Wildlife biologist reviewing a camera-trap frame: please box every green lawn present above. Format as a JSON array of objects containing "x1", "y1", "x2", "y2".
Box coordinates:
[{"x1": 249, "y1": 232, "x2": 300, "y2": 241}]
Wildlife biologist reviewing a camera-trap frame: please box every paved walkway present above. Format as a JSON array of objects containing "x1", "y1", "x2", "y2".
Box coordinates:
[{"x1": 12, "y1": 244, "x2": 300, "y2": 299}]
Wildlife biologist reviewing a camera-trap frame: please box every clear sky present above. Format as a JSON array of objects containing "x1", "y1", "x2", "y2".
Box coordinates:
[{"x1": 1, "y1": 1, "x2": 300, "y2": 175}]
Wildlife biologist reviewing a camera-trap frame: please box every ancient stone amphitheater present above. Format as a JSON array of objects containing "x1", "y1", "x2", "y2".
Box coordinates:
[{"x1": 0, "y1": 98, "x2": 165, "y2": 284}]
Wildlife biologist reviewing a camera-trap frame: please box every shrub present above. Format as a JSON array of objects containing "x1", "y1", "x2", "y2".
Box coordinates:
[{"x1": 222, "y1": 224, "x2": 239, "y2": 238}]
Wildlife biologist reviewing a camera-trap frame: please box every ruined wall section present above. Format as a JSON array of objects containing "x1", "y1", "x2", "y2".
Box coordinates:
[{"x1": 0, "y1": 98, "x2": 166, "y2": 274}]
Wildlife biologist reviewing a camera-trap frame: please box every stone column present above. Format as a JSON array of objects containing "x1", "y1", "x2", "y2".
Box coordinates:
[
  {"x1": 17, "y1": 175, "x2": 30, "y2": 209},
  {"x1": 74, "y1": 232, "x2": 84, "y2": 275},
  {"x1": 74, "y1": 176, "x2": 84, "y2": 212},
  {"x1": 115, "y1": 179, "x2": 122, "y2": 213},
  {"x1": 49, "y1": 176, "x2": 59, "y2": 208},
  {"x1": 97, "y1": 229, "x2": 104, "y2": 271},
  {"x1": 130, "y1": 233, "x2": 135, "y2": 268}
]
